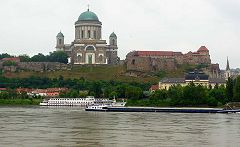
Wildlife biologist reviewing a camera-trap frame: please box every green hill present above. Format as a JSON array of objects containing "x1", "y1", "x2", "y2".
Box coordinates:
[
  {"x1": 2, "y1": 64, "x2": 197, "y2": 83},
  {"x1": 3, "y1": 65, "x2": 160, "y2": 83}
]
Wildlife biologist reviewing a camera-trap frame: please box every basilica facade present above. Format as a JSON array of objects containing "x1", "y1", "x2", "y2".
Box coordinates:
[{"x1": 55, "y1": 9, "x2": 119, "y2": 65}]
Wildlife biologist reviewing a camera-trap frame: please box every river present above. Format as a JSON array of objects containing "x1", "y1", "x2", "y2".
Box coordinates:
[{"x1": 0, "y1": 106, "x2": 240, "y2": 147}]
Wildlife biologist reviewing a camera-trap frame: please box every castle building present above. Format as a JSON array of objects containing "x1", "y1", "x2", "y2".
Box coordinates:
[
  {"x1": 126, "y1": 46, "x2": 212, "y2": 72},
  {"x1": 56, "y1": 8, "x2": 119, "y2": 65}
]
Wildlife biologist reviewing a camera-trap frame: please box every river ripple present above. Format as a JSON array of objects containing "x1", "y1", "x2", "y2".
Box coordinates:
[{"x1": 0, "y1": 106, "x2": 240, "y2": 147}]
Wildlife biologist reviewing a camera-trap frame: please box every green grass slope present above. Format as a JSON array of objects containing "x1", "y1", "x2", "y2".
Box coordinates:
[{"x1": 4, "y1": 65, "x2": 160, "y2": 83}]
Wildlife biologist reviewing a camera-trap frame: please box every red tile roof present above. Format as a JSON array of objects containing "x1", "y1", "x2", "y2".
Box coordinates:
[
  {"x1": 192, "y1": 52, "x2": 200, "y2": 54},
  {"x1": 46, "y1": 88, "x2": 68, "y2": 92},
  {"x1": 197, "y1": 46, "x2": 209, "y2": 52},
  {"x1": 150, "y1": 84, "x2": 159, "y2": 91},
  {"x1": 136, "y1": 51, "x2": 174, "y2": 56},
  {"x1": 1, "y1": 57, "x2": 20, "y2": 62},
  {"x1": 16, "y1": 88, "x2": 32, "y2": 93},
  {"x1": 0, "y1": 88, "x2": 7, "y2": 91},
  {"x1": 32, "y1": 89, "x2": 47, "y2": 93}
]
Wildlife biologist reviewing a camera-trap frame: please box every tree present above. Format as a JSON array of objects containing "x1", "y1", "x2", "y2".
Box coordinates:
[
  {"x1": 183, "y1": 82, "x2": 207, "y2": 106},
  {"x1": 226, "y1": 77, "x2": 234, "y2": 102},
  {"x1": 2, "y1": 61, "x2": 17, "y2": 66},
  {"x1": 109, "y1": 91, "x2": 117, "y2": 99},
  {"x1": 150, "y1": 89, "x2": 168, "y2": 100},
  {"x1": 168, "y1": 85, "x2": 183, "y2": 100},
  {"x1": 233, "y1": 76, "x2": 240, "y2": 102},
  {"x1": 115, "y1": 85, "x2": 127, "y2": 98},
  {"x1": 90, "y1": 81, "x2": 103, "y2": 98},
  {"x1": 0, "y1": 53, "x2": 12, "y2": 59},
  {"x1": 125, "y1": 86, "x2": 142, "y2": 99},
  {"x1": 19, "y1": 54, "x2": 31, "y2": 62},
  {"x1": 48, "y1": 51, "x2": 68, "y2": 64},
  {"x1": 209, "y1": 85, "x2": 226, "y2": 104},
  {"x1": 31, "y1": 53, "x2": 47, "y2": 62}
]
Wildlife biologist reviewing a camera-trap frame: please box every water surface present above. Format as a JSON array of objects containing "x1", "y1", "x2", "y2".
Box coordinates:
[{"x1": 0, "y1": 106, "x2": 240, "y2": 146}]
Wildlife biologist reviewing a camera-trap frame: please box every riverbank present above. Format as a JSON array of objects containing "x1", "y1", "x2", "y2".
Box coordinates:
[
  {"x1": 0, "y1": 98, "x2": 219, "y2": 107},
  {"x1": 0, "y1": 98, "x2": 42, "y2": 105}
]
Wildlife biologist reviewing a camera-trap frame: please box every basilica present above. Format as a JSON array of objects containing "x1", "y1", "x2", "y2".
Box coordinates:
[{"x1": 55, "y1": 8, "x2": 119, "y2": 65}]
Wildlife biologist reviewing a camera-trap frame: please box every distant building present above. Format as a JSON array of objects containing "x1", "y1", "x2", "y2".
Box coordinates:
[
  {"x1": 56, "y1": 8, "x2": 119, "y2": 65},
  {"x1": 158, "y1": 71, "x2": 226, "y2": 90},
  {"x1": 1, "y1": 57, "x2": 20, "y2": 63},
  {"x1": 231, "y1": 69, "x2": 240, "y2": 79},
  {"x1": 203, "y1": 63, "x2": 221, "y2": 78},
  {"x1": 126, "y1": 46, "x2": 212, "y2": 72},
  {"x1": 17, "y1": 88, "x2": 68, "y2": 97},
  {"x1": 0, "y1": 88, "x2": 7, "y2": 93},
  {"x1": 224, "y1": 57, "x2": 231, "y2": 80},
  {"x1": 149, "y1": 84, "x2": 159, "y2": 92},
  {"x1": 0, "y1": 57, "x2": 20, "y2": 72}
]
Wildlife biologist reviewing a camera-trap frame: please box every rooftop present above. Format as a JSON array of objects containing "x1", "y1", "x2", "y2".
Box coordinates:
[
  {"x1": 135, "y1": 51, "x2": 174, "y2": 57},
  {"x1": 78, "y1": 9, "x2": 99, "y2": 21},
  {"x1": 197, "y1": 46, "x2": 209, "y2": 52}
]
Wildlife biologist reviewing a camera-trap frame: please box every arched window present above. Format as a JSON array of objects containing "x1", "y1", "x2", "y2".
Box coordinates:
[
  {"x1": 77, "y1": 55, "x2": 82, "y2": 62},
  {"x1": 86, "y1": 46, "x2": 95, "y2": 51},
  {"x1": 99, "y1": 55, "x2": 103, "y2": 62},
  {"x1": 59, "y1": 39, "x2": 62, "y2": 45},
  {"x1": 94, "y1": 31, "x2": 96, "y2": 39},
  {"x1": 81, "y1": 30, "x2": 84, "y2": 38},
  {"x1": 131, "y1": 59, "x2": 135, "y2": 65},
  {"x1": 88, "y1": 30, "x2": 91, "y2": 38},
  {"x1": 112, "y1": 39, "x2": 115, "y2": 45}
]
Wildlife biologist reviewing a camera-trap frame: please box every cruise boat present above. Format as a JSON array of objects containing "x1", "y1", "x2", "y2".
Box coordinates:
[{"x1": 39, "y1": 96, "x2": 111, "y2": 106}]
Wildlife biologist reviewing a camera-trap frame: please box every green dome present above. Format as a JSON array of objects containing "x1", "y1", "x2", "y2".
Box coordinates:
[
  {"x1": 110, "y1": 32, "x2": 117, "y2": 37},
  {"x1": 78, "y1": 9, "x2": 99, "y2": 21},
  {"x1": 57, "y1": 32, "x2": 64, "y2": 37}
]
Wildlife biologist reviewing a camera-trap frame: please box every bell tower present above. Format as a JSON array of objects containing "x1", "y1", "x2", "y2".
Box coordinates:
[
  {"x1": 109, "y1": 32, "x2": 117, "y2": 46},
  {"x1": 56, "y1": 31, "x2": 64, "y2": 51},
  {"x1": 106, "y1": 32, "x2": 119, "y2": 64},
  {"x1": 225, "y1": 57, "x2": 231, "y2": 80}
]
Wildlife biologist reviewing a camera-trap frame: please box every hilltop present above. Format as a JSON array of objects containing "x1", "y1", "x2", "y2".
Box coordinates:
[
  {"x1": 1, "y1": 62, "x2": 209, "y2": 84},
  {"x1": 2, "y1": 65, "x2": 160, "y2": 83}
]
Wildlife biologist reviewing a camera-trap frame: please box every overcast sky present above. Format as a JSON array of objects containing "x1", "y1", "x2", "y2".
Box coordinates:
[{"x1": 0, "y1": 0, "x2": 240, "y2": 69}]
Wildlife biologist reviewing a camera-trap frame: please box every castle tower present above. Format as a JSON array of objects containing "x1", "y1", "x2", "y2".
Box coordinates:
[
  {"x1": 106, "y1": 32, "x2": 119, "y2": 64},
  {"x1": 109, "y1": 32, "x2": 117, "y2": 46},
  {"x1": 225, "y1": 57, "x2": 231, "y2": 80},
  {"x1": 56, "y1": 31, "x2": 64, "y2": 51},
  {"x1": 196, "y1": 46, "x2": 211, "y2": 64}
]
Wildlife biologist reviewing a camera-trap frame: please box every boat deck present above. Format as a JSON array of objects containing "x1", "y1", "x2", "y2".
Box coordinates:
[{"x1": 86, "y1": 107, "x2": 240, "y2": 113}]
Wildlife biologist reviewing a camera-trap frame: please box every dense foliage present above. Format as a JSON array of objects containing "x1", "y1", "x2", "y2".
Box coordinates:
[
  {"x1": 1, "y1": 75, "x2": 240, "y2": 107},
  {"x1": 0, "y1": 53, "x2": 13, "y2": 59},
  {"x1": 0, "y1": 75, "x2": 150, "y2": 99},
  {"x1": 2, "y1": 60, "x2": 17, "y2": 66},
  {"x1": 127, "y1": 77, "x2": 240, "y2": 107},
  {"x1": 0, "y1": 51, "x2": 68, "y2": 64}
]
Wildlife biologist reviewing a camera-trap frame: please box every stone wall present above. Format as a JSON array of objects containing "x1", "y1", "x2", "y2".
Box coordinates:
[
  {"x1": 126, "y1": 56, "x2": 176, "y2": 72},
  {"x1": 106, "y1": 50, "x2": 119, "y2": 65},
  {"x1": 203, "y1": 64, "x2": 221, "y2": 78},
  {"x1": 126, "y1": 47, "x2": 211, "y2": 73},
  {"x1": 18, "y1": 62, "x2": 69, "y2": 72}
]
